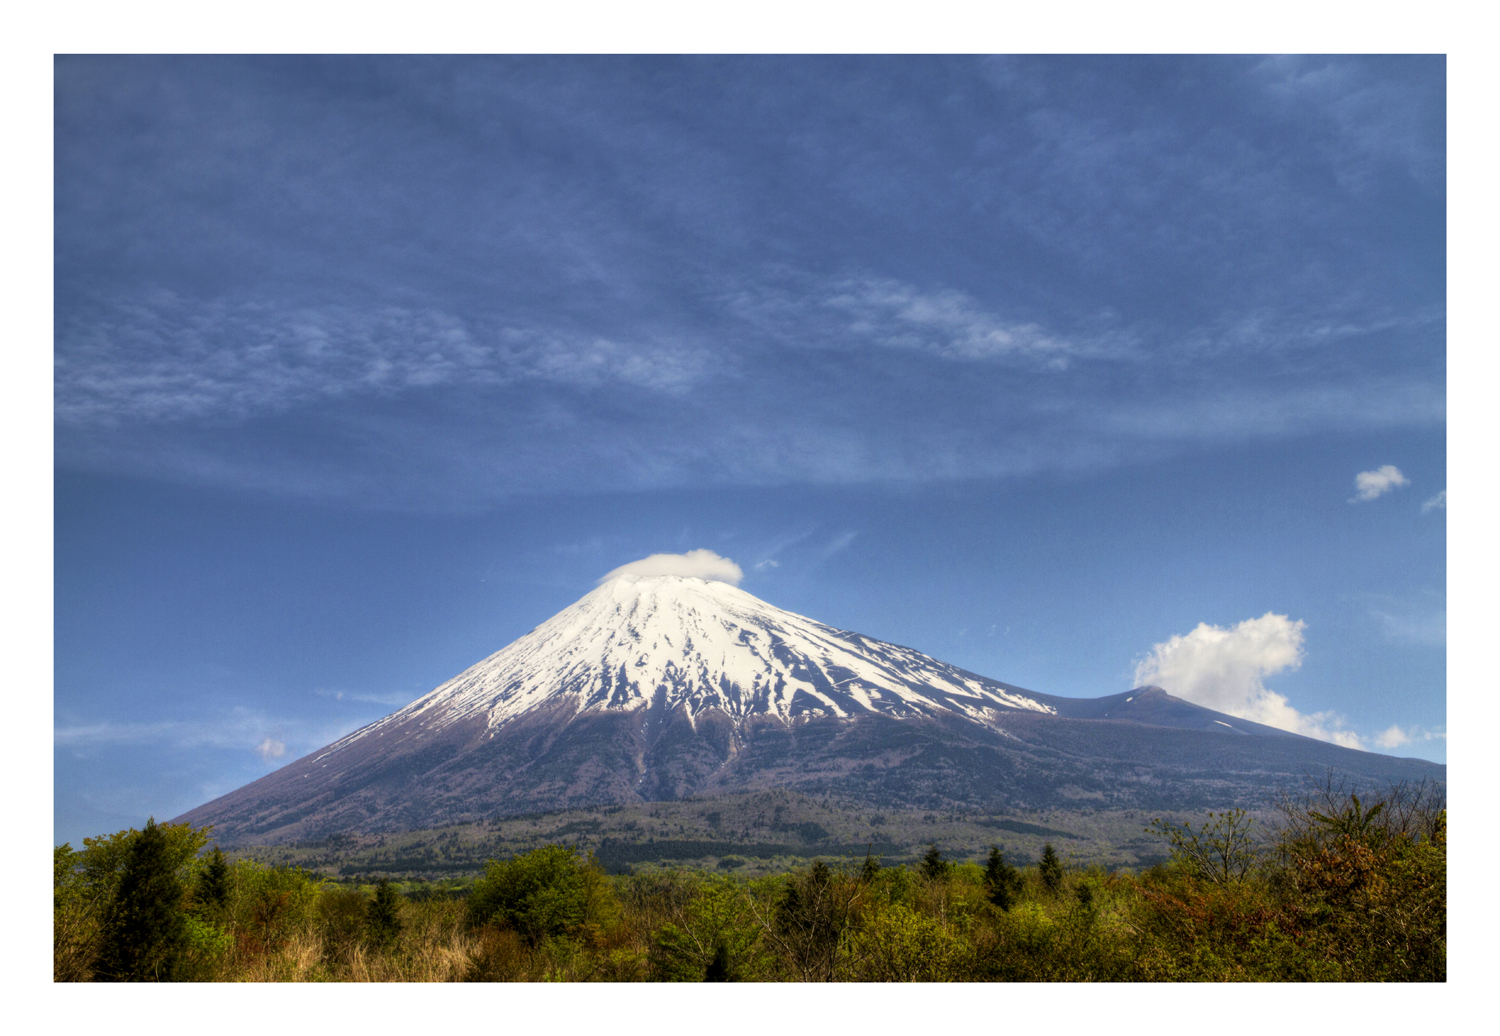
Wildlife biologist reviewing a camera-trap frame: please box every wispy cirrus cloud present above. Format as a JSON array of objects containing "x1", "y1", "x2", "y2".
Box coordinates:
[
  {"x1": 52, "y1": 58, "x2": 1445, "y2": 512},
  {"x1": 822, "y1": 277, "x2": 1074, "y2": 365},
  {"x1": 312, "y1": 687, "x2": 414, "y2": 707},
  {"x1": 54, "y1": 706, "x2": 365, "y2": 763},
  {"x1": 1422, "y1": 490, "x2": 1446, "y2": 513},
  {"x1": 729, "y1": 273, "x2": 1086, "y2": 368},
  {"x1": 1253, "y1": 56, "x2": 1446, "y2": 192},
  {"x1": 56, "y1": 293, "x2": 721, "y2": 427}
]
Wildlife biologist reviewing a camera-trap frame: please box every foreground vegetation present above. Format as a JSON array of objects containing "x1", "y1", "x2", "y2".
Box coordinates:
[{"x1": 55, "y1": 778, "x2": 1444, "y2": 982}]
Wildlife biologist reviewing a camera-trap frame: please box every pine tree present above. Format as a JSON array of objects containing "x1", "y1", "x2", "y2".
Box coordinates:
[
  {"x1": 196, "y1": 846, "x2": 230, "y2": 916},
  {"x1": 703, "y1": 940, "x2": 732, "y2": 981},
  {"x1": 366, "y1": 879, "x2": 404, "y2": 949},
  {"x1": 861, "y1": 845, "x2": 880, "y2": 882},
  {"x1": 1039, "y1": 843, "x2": 1064, "y2": 896},
  {"x1": 985, "y1": 844, "x2": 1021, "y2": 911},
  {"x1": 100, "y1": 818, "x2": 190, "y2": 981},
  {"x1": 920, "y1": 843, "x2": 949, "y2": 880}
]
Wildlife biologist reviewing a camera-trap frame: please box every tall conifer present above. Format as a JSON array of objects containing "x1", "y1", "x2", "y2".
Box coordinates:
[
  {"x1": 100, "y1": 818, "x2": 190, "y2": 981},
  {"x1": 1039, "y1": 843, "x2": 1064, "y2": 895}
]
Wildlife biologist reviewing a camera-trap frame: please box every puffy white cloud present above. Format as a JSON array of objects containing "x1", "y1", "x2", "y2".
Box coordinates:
[
  {"x1": 1349, "y1": 464, "x2": 1409, "y2": 502},
  {"x1": 1134, "y1": 612, "x2": 1362, "y2": 749},
  {"x1": 598, "y1": 549, "x2": 744, "y2": 586},
  {"x1": 1422, "y1": 489, "x2": 1446, "y2": 513},
  {"x1": 255, "y1": 738, "x2": 287, "y2": 760}
]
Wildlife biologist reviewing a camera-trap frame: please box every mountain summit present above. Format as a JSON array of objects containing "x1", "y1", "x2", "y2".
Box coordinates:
[
  {"x1": 352, "y1": 574, "x2": 1057, "y2": 737},
  {"x1": 177, "y1": 574, "x2": 1442, "y2": 844}
]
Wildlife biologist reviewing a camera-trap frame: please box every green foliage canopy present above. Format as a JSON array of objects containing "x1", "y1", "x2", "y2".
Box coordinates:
[{"x1": 466, "y1": 845, "x2": 618, "y2": 946}]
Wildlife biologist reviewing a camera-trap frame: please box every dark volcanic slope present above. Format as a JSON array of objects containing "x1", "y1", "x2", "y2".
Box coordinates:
[
  {"x1": 178, "y1": 690, "x2": 1442, "y2": 846},
  {"x1": 174, "y1": 576, "x2": 1444, "y2": 845}
]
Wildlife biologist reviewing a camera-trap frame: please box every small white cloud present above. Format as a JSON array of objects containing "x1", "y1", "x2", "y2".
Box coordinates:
[
  {"x1": 598, "y1": 549, "x2": 744, "y2": 586},
  {"x1": 754, "y1": 559, "x2": 780, "y2": 571},
  {"x1": 255, "y1": 738, "x2": 287, "y2": 760},
  {"x1": 1373, "y1": 724, "x2": 1446, "y2": 751},
  {"x1": 1374, "y1": 725, "x2": 1411, "y2": 749},
  {"x1": 1134, "y1": 612, "x2": 1362, "y2": 749},
  {"x1": 1349, "y1": 464, "x2": 1409, "y2": 502},
  {"x1": 1422, "y1": 489, "x2": 1446, "y2": 513}
]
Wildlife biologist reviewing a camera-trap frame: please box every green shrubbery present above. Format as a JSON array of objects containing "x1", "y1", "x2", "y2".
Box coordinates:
[{"x1": 55, "y1": 778, "x2": 1444, "y2": 982}]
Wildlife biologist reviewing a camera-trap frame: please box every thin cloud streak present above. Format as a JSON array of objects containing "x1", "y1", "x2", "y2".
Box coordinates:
[{"x1": 54, "y1": 707, "x2": 367, "y2": 762}]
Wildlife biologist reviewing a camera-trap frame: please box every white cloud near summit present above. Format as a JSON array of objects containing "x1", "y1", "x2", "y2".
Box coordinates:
[
  {"x1": 1349, "y1": 464, "x2": 1409, "y2": 502},
  {"x1": 599, "y1": 549, "x2": 744, "y2": 586},
  {"x1": 1134, "y1": 612, "x2": 1361, "y2": 749}
]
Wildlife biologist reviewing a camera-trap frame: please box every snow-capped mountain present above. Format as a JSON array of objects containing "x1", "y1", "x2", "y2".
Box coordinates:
[
  {"x1": 177, "y1": 573, "x2": 1444, "y2": 845},
  {"x1": 325, "y1": 574, "x2": 1053, "y2": 752}
]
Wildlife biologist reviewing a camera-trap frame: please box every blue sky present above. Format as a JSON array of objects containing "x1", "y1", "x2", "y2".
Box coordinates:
[{"x1": 53, "y1": 55, "x2": 1446, "y2": 847}]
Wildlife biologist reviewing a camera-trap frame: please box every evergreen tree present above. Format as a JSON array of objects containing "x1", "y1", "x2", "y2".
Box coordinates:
[
  {"x1": 985, "y1": 845, "x2": 1021, "y2": 911},
  {"x1": 861, "y1": 846, "x2": 880, "y2": 882},
  {"x1": 920, "y1": 843, "x2": 949, "y2": 880},
  {"x1": 1039, "y1": 843, "x2": 1064, "y2": 896},
  {"x1": 366, "y1": 879, "x2": 404, "y2": 949},
  {"x1": 809, "y1": 860, "x2": 832, "y2": 889},
  {"x1": 703, "y1": 940, "x2": 732, "y2": 982},
  {"x1": 99, "y1": 818, "x2": 190, "y2": 981},
  {"x1": 196, "y1": 846, "x2": 230, "y2": 916}
]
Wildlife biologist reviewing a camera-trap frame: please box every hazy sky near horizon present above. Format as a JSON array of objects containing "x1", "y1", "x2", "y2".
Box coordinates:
[{"x1": 54, "y1": 55, "x2": 1445, "y2": 846}]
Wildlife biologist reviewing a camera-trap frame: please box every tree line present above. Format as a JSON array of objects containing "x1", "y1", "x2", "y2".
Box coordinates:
[{"x1": 54, "y1": 776, "x2": 1444, "y2": 982}]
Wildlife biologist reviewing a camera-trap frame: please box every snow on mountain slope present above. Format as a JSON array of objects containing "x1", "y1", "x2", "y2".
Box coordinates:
[{"x1": 315, "y1": 574, "x2": 1053, "y2": 762}]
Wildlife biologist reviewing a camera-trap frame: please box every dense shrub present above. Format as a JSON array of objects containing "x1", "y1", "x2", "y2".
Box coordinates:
[{"x1": 465, "y1": 845, "x2": 619, "y2": 947}]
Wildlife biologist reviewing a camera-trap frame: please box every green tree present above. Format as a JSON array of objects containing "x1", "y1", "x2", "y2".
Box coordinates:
[
  {"x1": 920, "y1": 843, "x2": 949, "y2": 881},
  {"x1": 851, "y1": 902, "x2": 959, "y2": 982},
  {"x1": 98, "y1": 818, "x2": 192, "y2": 981},
  {"x1": 466, "y1": 845, "x2": 618, "y2": 946},
  {"x1": 1038, "y1": 843, "x2": 1064, "y2": 896},
  {"x1": 195, "y1": 846, "x2": 230, "y2": 917},
  {"x1": 651, "y1": 878, "x2": 765, "y2": 981},
  {"x1": 861, "y1": 846, "x2": 881, "y2": 882},
  {"x1": 366, "y1": 879, "x2": 404, "y2": 949},
  {"x1": 984, "y1": 845, "x2": 1022, "y2": 911}
]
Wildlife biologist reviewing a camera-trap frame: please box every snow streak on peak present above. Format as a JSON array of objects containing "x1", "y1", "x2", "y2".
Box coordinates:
[{"x1": 327, "y1": 575, "x2": 1054, "y2": 754}]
